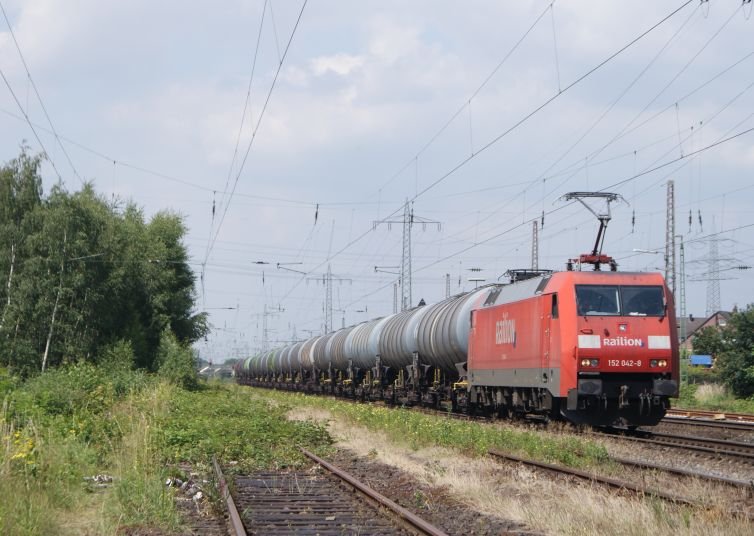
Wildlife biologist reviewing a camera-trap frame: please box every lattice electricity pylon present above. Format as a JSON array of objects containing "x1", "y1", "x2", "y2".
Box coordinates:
[
  {"x1": 531, "y1": 220, "x2": 539, "y2": 271},
  {"x1": 374, "y1": 200, "x2": 440, "y2": 310},
  {"x1": 706, "y1": 237, "x2": 721, "y2": 316},
  {"x1": 677, "y1": 235, "x2": 687, "y2": 344},
  {"x1": 665, "y1": 180, "x2": 676, "y2": 297},
  {"x1": 307, "y1": 264, "x2": 351, "y2": 333}
]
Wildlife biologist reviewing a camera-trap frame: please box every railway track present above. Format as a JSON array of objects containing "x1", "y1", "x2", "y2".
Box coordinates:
[
  {"x1": 661, "y1": 415, "x2": 754, "y2": 432},
  {"x1": 605, "y1": 429, "x2": 754, "y2": 463},
  {"x1": 610, "y1": 455, "x2": 754, "y2": 488},
  {"x1": 488, "y1": 449, "x2": 754, "y2": 521},
  {"x1": 214, "y1": 450, "x2": 448, "y2": 536},
  {"x1": 667, "y1": 408, "x2": 754, "y2": 423}
]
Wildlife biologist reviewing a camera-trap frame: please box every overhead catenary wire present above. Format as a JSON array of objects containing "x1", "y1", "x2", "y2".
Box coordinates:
[
  {"x1": 204, "y1": 0, "x2": 308, "y2": 266},
  {"x1": 374, "y1": 1, "x2": 557, "y2": 195},
  {"x1": 272, "y1": 0, "x2": 698, "y2": 323},
  {"x1": 219, "y1": 0, "x2": 269, "y2": 213},
  {"x1": 410, "y1": 0, "x2": 696, "y2": 206},
  {"x1": 342, "y1": 125, "x2": 754, "y2": 311},
  {"x1": 0, "y1": 0, "x2": 82, "y2": 185},
  {"x1": 0, "y1": 66, "x2": 64, "y2": 184},
  {"x1": 443, "y1": 1, "x2": 701, "y2": 244}
]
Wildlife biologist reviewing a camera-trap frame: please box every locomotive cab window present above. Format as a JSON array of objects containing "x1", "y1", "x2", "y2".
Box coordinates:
[
  {"x1": 576, "y1": 286, "x2": 620, "y2": 316},
  {"x1": 621, "y1": 286, "x2": 664, "y2": 316},
  {"x1": 576, "y1": 285, "x2": 665, "y2": 316}
]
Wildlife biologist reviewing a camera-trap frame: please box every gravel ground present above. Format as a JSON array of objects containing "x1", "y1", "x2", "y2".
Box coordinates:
[{"x1": 597, "y1": 434, "x2": 754, "y2": 483}]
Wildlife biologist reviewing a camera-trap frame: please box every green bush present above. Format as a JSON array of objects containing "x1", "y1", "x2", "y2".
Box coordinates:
[
  {"x1": 715, "y1": 349, "x2": 754, "y2": 399},
  {"x1": 155, "y1": 330, "x2": 198, "y2": 390}
]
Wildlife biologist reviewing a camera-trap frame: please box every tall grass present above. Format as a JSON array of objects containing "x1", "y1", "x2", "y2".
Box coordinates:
[
  {"x1": 679, "y1": 382, "x2": 754, "y2": 413},
  {"x1": 105, "y1": 385, "x2": 181, "y2": 532},
  {"x1": 0, "y1": 363, "x2": 172, "y2": 535}
]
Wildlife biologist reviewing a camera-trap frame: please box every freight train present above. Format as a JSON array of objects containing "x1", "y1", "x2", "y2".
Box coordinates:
[{"x1": 236, "y1": 267, "x2": 679, "y2": 427}]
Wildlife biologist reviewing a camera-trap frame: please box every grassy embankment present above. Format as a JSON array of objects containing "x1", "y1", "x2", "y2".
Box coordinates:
[
  {"x1": 679, "y1": 363, "x2": 754, "y2": 413},
  {"x1": 257, "y1": 388, "x2": 609, "y2": 468},
  {"x1": 0, "y1": 366, "x2": 330, "y2": 535}
]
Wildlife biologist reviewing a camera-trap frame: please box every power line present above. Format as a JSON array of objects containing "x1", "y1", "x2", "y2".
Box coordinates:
[
  {"x1": 375, "y1": 1, "x2": 556, "y2": 195},
  {"x1": 274, "y1": 0, "x2": 697, "y2": 317},
  {"x1": 205, "y1": 0, "x2": 309, "y2": 265},
  {"x1": 342, "y1": 124, "x2": 754, "y2": 310},
  {"x1": 411, "y1": 0, "x2": 696, "y2": 205},
  {"x1": 0, "y1": 66, "x2": 64, "y2": 183},
  {"x1": 0, "y1": 0, "x2": 82, "y2": 184},
  {"x1": 219, "y1": 0, "x2": 269, "y2": 213}
]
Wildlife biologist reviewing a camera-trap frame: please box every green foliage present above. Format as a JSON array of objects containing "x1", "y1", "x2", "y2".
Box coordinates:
[
  {"x1": 681, "y1": 359, "x2": 720, "y2": 384},
  {"x1": 705, "y1": 306, "x2": 754, "y2": 398},
  {"x1": 156, "y1": 330, "x2": 198, "y2": 390},
  {"x1": 715, "y1": 349, "x2": 754, "y2": 399},
  {"x1": 8, "y1": 362, "x2": 149, "y2": 451},
  {"x1": 691, "y1": 326, "x2": 725, "y2": 357},
  {"x1": 0, "y1": 150, "x2": 207, "y2": 375},
  {"x1": 1, "y1": 362, "x2": 154, "y2": 534},
  {"x1": 155, "y1": 384, "x2": 332, "y2": 471}
]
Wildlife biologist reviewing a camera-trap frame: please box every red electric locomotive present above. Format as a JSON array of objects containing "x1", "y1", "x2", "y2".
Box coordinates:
[{"x1": 467, "y1": 270, "x2": 679, "y2": 427}]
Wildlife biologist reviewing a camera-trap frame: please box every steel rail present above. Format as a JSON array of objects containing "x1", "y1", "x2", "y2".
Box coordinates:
[
  {"x1": 212, "y1": 455, "x2": 247, "y2": 536},
  {"x1": 661, "y1": 415, "x2": 754, "y2": 432},
  {"x1": 300, "y1": 448, "x2": 449, "y2": 536},
  {"x1": 610, "y1": 455, "x2": 754, "y2": 489},
  {"x1": 667, "y1": 408, "x2": 754, "y2": 422},
  {"x1": 488, "y1": 449, "x2": 694, "y2": 504},
  {"x1": 619, "y1": 430, "x2": 754, "y2": 461}
]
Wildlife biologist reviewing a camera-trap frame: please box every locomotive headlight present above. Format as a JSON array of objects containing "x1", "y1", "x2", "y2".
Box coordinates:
[
  {"x1": 580, "y1": 358, "x2": 599, "y2": 367},
  {"x1": 580, "y1": 358, "x2": 590, "y2": 367},
  {"x1": 658, "y1": 359, "x2": 667, "y2": 367},
  {"x1": 650, "y1": 359, "x2": 668, "y2": 367},
  {"x1": 590, "y1": 359, "x2": 599, "y2": 367},
  {"x1": 650, "y1": 360, "x2": 658, "y2": 367}
]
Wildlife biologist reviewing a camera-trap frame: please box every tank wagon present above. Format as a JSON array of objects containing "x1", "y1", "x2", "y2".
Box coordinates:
[{"x1": 238, "y1": 269, "x2": 679, "y2": 427}]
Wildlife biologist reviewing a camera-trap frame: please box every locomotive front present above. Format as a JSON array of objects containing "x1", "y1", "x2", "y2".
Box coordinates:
[{"x1": 559, "y1": 271, "x2": 679, "y2": 426}]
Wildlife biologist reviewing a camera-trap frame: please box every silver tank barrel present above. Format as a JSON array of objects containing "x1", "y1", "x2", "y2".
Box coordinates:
[
  {"x1": 299, "y1": 336, "x2": 318, "y2": 369},
  {"x1": 415, "y1": 287, "x2": 495, "y2": 372},
  {"x1": 330, "y1": 324, "x2": 359, "y2": 371},
  {"x1": 288, "y1": 341, "x2": 304, "y2": 370},
  {"x1": 278, "y1": 346, "x2": 292, "y2": 373},
  {"x1": 378, "y1": 306, "x2": 429, "y2": 368},
  {"x1": 344, "y1": 317, "x2": 384, "y2": 368},
  {"x1": 269, "y1": 349, "x2": 281, "y2": 374},
  {"x1": 312, "y1": 333, "x2": 336, "y2": 370}
]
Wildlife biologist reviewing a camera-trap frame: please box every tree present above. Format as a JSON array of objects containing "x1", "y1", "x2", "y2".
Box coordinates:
[
  {"x1": 0, "y1": 148, "x2": 42, "y2": 338},
  {"x1": 713, "y1": 306, "x2": 754, "y2": 398},
  {"x1": 0, "y1": 150, "x2": 208, "y2": 374},
  {"x1": 692, "y1": 326, "x2": 725, "y2": 357}
]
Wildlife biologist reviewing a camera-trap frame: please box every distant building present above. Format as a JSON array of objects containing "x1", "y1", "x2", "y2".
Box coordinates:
[{"x1": 677, "y1": 311, "x2": 731, "y2": 354}]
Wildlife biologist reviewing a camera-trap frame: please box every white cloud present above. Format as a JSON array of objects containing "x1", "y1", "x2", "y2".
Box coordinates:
[
  {"x1": 310, "y1": 53, "x2": 364, "y2": 76},
  {"x1": 367, "y1": 17, "x2": 422, "y2": 64}
]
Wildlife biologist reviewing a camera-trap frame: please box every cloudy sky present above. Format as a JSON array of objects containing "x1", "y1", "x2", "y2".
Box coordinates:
[{"x1": 2, "y1": 0, "x2": 753, "y2": 361}]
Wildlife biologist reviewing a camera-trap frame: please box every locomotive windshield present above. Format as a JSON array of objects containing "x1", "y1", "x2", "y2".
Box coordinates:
[{"x1": 576, "y1": 285, "x2": 665, "y2": 316}]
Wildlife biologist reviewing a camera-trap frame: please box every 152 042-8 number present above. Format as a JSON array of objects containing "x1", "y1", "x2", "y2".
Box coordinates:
[{"x1": 608, "y1": 359, "x2": 642, "y2": 367}]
